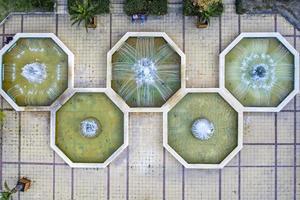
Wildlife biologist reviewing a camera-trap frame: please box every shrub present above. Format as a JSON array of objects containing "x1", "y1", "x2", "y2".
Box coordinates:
[
  {"x1": 30, "y1": 0, "x2": 55, "y2": 11},
  {"x1": 148, "y1": 0, "x2": 168, "y2": 15},
  {"x1": 68, "y1": 0, "x2": 110, "y2": 14},
  {"x1": 183, "y1": 0, "x2": 200, "y2": 16},
  {"x1": 235, "y1": 0, "x2": 246, "y2": 14},
  {"x1": 183, "y1": 0, "x2": 223, "y2": 17},
  {"x1": 124, "y1": 0, "x2": 148, "y2": 15},
  {"x1": 0, "y1": 0, "x2": 55, "y2": 22},
  {"x1": 124, "y1": 0, "x2": 167, "y2": 16},
  {"x1": 69, "y1": 0, "x2": 98, "y2": 31}
]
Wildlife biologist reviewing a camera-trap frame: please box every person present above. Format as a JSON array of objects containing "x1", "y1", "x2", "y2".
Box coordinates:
[{"x1": 132, "y1": 14, "x2": 139, "y2": 23}]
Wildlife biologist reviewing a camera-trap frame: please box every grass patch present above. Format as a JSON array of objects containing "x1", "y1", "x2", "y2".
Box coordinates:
[
  {"x1": 0, "y1": 0, "x2": 55, "y2": 23},
  {"x1": 124, "y1": 0, "x2": 168, "y2": 16}
]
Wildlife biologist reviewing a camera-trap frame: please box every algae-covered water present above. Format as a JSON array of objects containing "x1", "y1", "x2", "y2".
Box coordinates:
[
  {"x1": 56, "y1": 93, "x2": 124, "y2": 163},
  {"x1": 168, "y1": 93, "x2": 238, "y2": 164},
  {"x1": 225, "y1": 38, "x2": 294, "y2": 107},
  {"x1": 112, "y1": 37, "x2": 181, "y2": 107},
  {"x1": 2, "y1": 38, "x2": 68, "y2": 106}
]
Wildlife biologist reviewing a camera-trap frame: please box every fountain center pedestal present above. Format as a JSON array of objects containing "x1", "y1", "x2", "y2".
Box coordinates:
[
  {"x1": 191, "y1": 118, "x2": 215, "y2": 140},
  {"x1": 133, "y1": 58, "x2": 157, "y2": 86},
  {"x1": 21, "y1": 62, "x2": 47, "y2": 84},
  {"x1": 80, "y1": 117, "x2": 101, "y2": 138}
]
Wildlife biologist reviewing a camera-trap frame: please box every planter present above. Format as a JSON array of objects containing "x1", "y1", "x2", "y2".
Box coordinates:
[
  {"x1": 197, "y1": 17, "x2": 209, "y2": 28},
  {"x1": 16, "y1": 177, "x2": 31, "y2": 192},
  {"x1": 87, "y1": 16, "x2": 97, "y2": 29}
]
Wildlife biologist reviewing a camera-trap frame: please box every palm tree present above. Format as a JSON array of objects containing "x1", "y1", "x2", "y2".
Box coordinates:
[
  {"x1": 0, "y1": 178, "x2": 31, "y2": 200},
  {"x1": 0, "y1": 182, "x2": 18, "y2": 200},
  {"x1": 70, "y1": 0, "x2": 98, "y2": 32}
]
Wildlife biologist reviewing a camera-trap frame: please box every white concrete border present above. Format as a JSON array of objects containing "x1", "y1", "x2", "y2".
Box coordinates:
[
  {"x1": 163, "y1": 88, "x2": 243, "y2": 169},
  {"x1": 107, "y1": 32, "x2": 186, "y2": 112},
  {"x1": 219, "y1": 32, "x2": 299, "y2": 112},
  {"x1": 0, "y1": 33, "x2": 74, "y2": 111},
  {"x1": 50, "y1": 88, "x2": 129, "y2": 168}
]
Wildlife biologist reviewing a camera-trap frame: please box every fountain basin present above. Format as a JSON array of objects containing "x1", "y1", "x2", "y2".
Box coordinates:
[
  {"x1": 50, "y1": 89, "x2": 128, "y2": 168},
  {"x1": 0, "y1": 33, "x2": 74, "y2": 111},
  {"x1": 220, "y1": 32, "x2": 299, "y2": 112},
  {"x1": 107, "y1": 32, "x2": 186, "y2": 112},
  {"x1": 163, "y1": 88, "x2": 243, "y2": 169}
]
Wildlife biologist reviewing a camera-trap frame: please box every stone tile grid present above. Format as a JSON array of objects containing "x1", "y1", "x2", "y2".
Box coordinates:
[
  {"x1": 55, "y1": 165, "x2": 72, "y2": 200},
  {"x1": 165, "y1": 152, "x2": 183, "y2": 200},
  {"x1": 185, "y1": 16, "x2": 219, "y2": 88},
  {"x1": 243, "y1": 113, "x2": 275, "y2": 143},
  {"x1": 184, "y1": 169, "x2": 219, "y2": 199},
  {"x1": 277, "y1": 112, "x2": 294, "y2": 143},
  {"x1": 20, "y1": 164, "x2": 53, "y2": 200},
  {"x1": 1, "y1": 164, "x2": 18, "y2": 192},
  {"x1": 20, "y1": 112, "x2": 53, "y2": 163},
  {"x1": 128, "y1": 113, "x2": 164, "y2": 200},
  {"x1": 276, "y1": 15, "x2": 295, "y2": 35},
  {"x1": 221, "y1": 168, "x2": 238, "y2": 200},
  {"x1": 109, "y1": 150, "x2": 127, "y2": 200},
  {"x1": 297, "y1": 112, "x2": 300, "y2": 144},
  {"x1": 277, "y1": 145, "x2": 294, "y2": 166},
  {"x1": 0, "y1": 1, "x2": 299, "y2": 199},
  {"x1": 73, "y1": 168, "x2": 107, "y2": 200},
  {"x1": 241, "y1": 167, "x2": 275, "y2": 200},
  {"x1": 2, "y1": 111, "x2": 19, "y2": 162},
  {"x1": 57, "y1": 14, "x2": 110, "y2": 88},
  {"x1": 240, "y1": 14, "x2": 275, "y2": 32},
  {"x1": 221, "y1": 4, "x2": 239, "y2": 50},
  {"x1": 241, "y1": 145, "x2": 275, "y2": 166},
  {"x1": 2, "y1": 15, "x2": 21, "y2": 34},
  {"x1": 277, "y1": 167, "x2": 294, "y2": 200},
  {"x1": 23, "y1": 15, "x2": 56, "y2": 33},
  {"x1": 111, "y1": 4, "x2": 184, "y2": 49}
]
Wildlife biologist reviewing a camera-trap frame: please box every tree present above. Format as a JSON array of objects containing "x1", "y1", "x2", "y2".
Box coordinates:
[{"x1": 69, "y1": 0, "x2": 98, "y2": 32}]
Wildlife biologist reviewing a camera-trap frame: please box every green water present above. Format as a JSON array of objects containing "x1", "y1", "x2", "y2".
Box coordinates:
[
  {"x1": 168, "y1": 93, "x2": 238, "y2": 164},
  {"x1": 2, "y1": 38, "x2": 68, "y2": 106},
  {"x1": 112, "y1": 37, "x2": 181, "y2": 107},
  {"x1": 56, "y1": 93, "x2": 124, "y2": 163},
  {"x1": 225, "y1": 38, "x2": 294, "y2": 107}
]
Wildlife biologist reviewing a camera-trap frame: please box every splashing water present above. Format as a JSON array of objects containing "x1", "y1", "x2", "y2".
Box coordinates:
[
  {"x1": 191, "y1": 118, "x2": 215, "y2": 140},
  {"x1": 80, "y1": 117, "x2": 101, "y2": 138},
  {"x1": 225, "y1": 38, "x2": 294, "y2": 107},
  {"x1": 21, "y1": 62, "x2": 47, "y2": 84},
  {"x1": 2, "y1": 38, "x2": 68, "y2": 106},
  {"x1": 112, "y1": 37, "x2": 181, "y2": 107}
]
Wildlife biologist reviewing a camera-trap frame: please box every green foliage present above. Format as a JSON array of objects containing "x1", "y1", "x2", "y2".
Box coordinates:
[
  {"x1": 124, "y1": 0, "x2": 147, "y2": 15},
  {"x1": 0, "y1": 110, "x2": 5, "y2": 126},
  {"x1": 0, "y1": 182, "x2": 13, "y2": 200},
  {"x1": 0, "y1": 0, "x2": 55, "y2": 22},
  {"x1": 69, "y1": 0, "x2": 98, "y2": 32},
  {"x1": 199, "y1": 1, "x2": 223, "y2": 22},
  {"x1": 68, "y1": 0, "x2": 110, "y2": 14},
  {"x1": 183, "y1": 0, "x2": 223, "y2": 18},
  {"x1": 183, "y1": 0, "x2": 200, "y2": 16},
  {"x1": 235, "y1": 0, "x2": 246, "y2": 14},
  {"x1": 124, "y1": 0, "x2": 168, "y2": 16},
  {"x1": 148, "y1": 0, "x2": 168, "y2": 16},
  {"x1": 0, "y1": 192, "x2": 12, "y2": 200}
]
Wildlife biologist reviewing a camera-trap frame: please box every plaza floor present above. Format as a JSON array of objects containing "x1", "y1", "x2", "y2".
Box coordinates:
[{"x1": 0, "y1": 0, "x2": 300, "y2": 199}]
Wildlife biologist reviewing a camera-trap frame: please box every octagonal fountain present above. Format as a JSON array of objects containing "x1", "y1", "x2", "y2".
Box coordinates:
[
  {"x1": 108, "y1": 32, "x2": 186, "y2": 112},
  {"x1": 0, "y1": 33, "x2": 74, "y2": 111},
  {"x1": 163, "y1": 89, "x2": 243, "y2": 169},
  {"x1": 220, "y1": 32, "x2": 299, "y2": 112},
  {"x1": 50, "y1": 89, "x2": 128, "y2": 168}
]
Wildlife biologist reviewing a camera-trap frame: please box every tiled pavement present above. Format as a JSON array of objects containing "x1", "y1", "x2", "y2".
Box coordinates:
[{"x1": 0, "y1": 1, "x2": 300, "y2": 199}]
